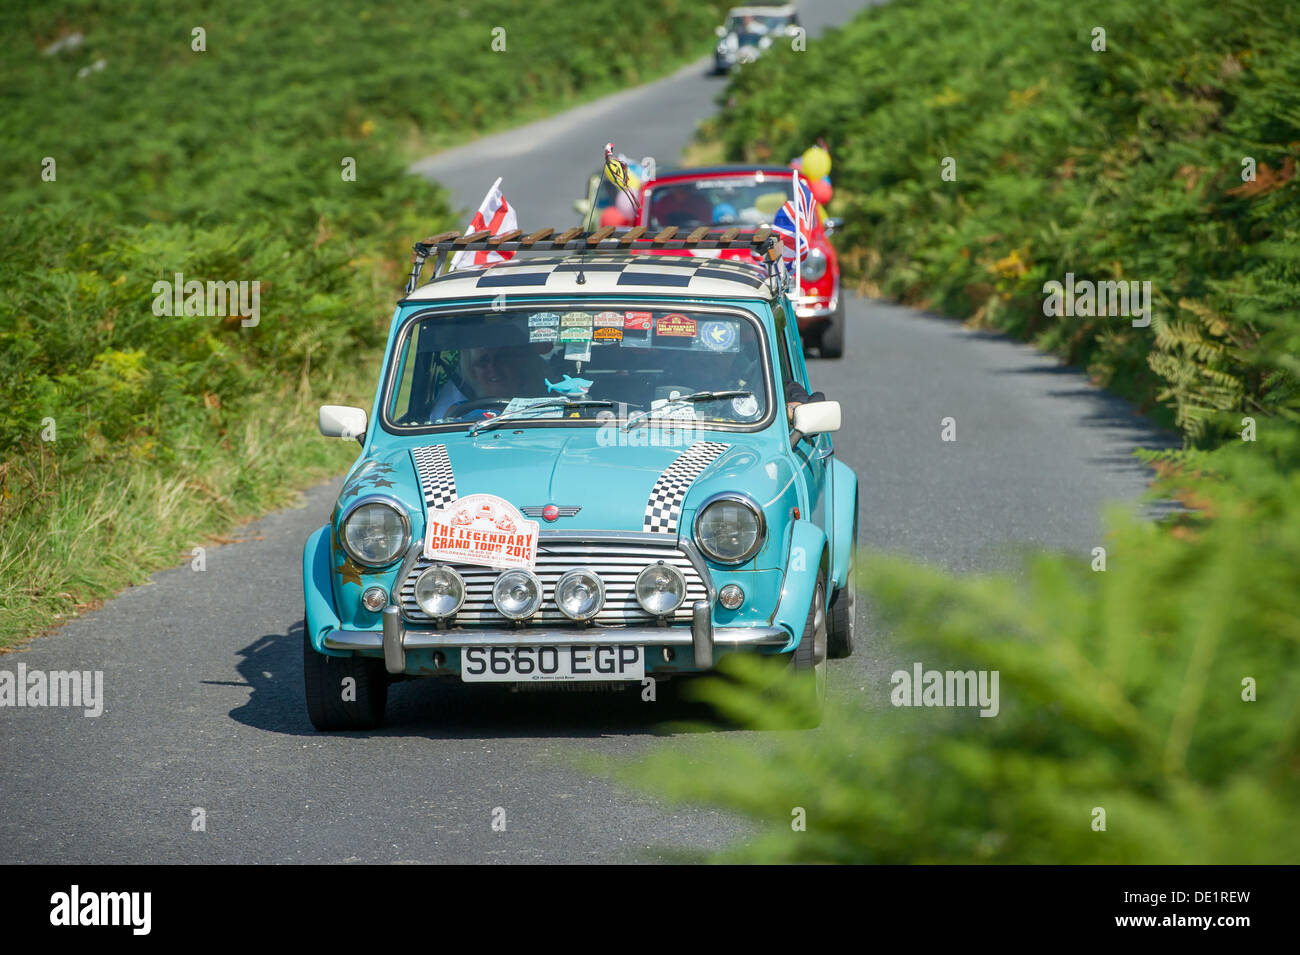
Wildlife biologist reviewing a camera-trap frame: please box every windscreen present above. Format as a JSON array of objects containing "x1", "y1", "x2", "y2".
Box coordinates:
[{"x1": 386, "y1": 306, "x2": 770, "y2": 430}]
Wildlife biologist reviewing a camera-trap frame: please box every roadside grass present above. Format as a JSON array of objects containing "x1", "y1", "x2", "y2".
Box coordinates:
[{"x1": 0, "y1": 0, "x2": 729, "y2": 648}]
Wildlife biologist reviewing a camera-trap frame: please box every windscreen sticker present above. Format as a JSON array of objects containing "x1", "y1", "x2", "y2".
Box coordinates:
[
  {"x1": 529, "y1": 312, "x2": 561, "y2": 327},
  {"x1": 732, "y1": 394, "x2": 760, "y2": 418},
  {"x1": 423, "y1": 493, "x2": 540, "y2": 571},
  {"x1": 655, "y1": 314, "x2": 697, "y2": 337},
  {"x1": 564, "y1": 341, "x2": 592, "y2": 362},
  {"x1": 593, "y1": 311, "x2": 624, "y2": 327},
  {"x1": 529, "y1": 327, "x2": 557, "y2": 343},
  {"x1": 699, "y1": 320, "x2": 739, "y2": 352},
  {"x1": 557, "y1": 326, "x2": 593, "y2": 343},
  {"x1": 502, "y1": 397, "x2": 563, "y2": 417},
  {"x1": 594, "y1": 327, "x2": 623, "y2": 343},
  {"x1": 623, "y1": 311, "x2": 652, "y2": 330},
  {"x1": 560, "y1": 311, "x2": 592, "y2": 327}
]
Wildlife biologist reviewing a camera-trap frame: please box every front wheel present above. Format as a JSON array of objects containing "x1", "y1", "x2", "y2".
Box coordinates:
[
  {"x1": 303, "y1": 626, "x2": 389, "y2": 731},
  {"x1": 786, "y1": 575, "x2": 828, "y2": 727}
]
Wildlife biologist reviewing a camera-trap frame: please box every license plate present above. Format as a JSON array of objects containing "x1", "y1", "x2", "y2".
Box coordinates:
[{"x1": 461, "y1": 646, "x2": 645, "y2": 683}]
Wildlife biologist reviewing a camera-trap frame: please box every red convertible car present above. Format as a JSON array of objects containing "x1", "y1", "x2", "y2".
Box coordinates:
[{"x1": 637, "y1": 165, "x2": 845, "y2": 357}]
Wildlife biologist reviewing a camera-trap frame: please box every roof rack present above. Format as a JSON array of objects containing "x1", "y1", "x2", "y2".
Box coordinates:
[{"x1": 404, "y1": 226, "x2": 782, "y2": 295}]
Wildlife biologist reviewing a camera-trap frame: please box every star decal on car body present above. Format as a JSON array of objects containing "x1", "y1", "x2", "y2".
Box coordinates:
[{"x1": 336, "y1": 556, "x2": 363, "y2": 587}]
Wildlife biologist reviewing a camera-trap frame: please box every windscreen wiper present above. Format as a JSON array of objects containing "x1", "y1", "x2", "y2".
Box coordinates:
[
  {"x1": 622, "y1": 390, "x2": 753, "y2": 431},
  {"x1": 467, "y1": 398, "x2": 616, "y2": 436}
]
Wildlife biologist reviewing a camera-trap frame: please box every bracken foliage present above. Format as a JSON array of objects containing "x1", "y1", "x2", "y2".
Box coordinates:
[
  {"x1": 0, "y1": 0, "x2": 728, "y2": 644},
  {"x1": 615, "y1": 0, "x2": 1300, "y2": 863}
]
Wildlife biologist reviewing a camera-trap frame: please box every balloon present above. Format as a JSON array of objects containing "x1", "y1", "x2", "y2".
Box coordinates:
[
  {"x1": 600, "y1": 205, "x2": 632, "y2": 227},
  {"x1": 614, "y1": 189, "x2": 636, "y2": 218},
  {"x1": 712, "y1": 202, "x2": 738, "y2": 224},
  {"x1": 789, "y1": 156, "x2": 803, "y2": 169},
  {"x1": 810, "y1": 177, "x2": 833, "y2": 206},
  {"x1": 801, "y1": 146, "x2": 831, "y2": 181}
]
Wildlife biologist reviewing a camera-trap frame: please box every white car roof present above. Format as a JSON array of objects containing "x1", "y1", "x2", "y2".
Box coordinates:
[
  {"x1": 404, "y1": 254, "x2": 775, "y2": 302},
  {"x1": 727, "y1": 5, "x2": 796, "y2": 17}
]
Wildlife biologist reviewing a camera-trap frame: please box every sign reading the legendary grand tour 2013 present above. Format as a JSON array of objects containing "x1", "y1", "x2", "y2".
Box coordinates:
[{"x1": 423, "y1": 494, "x2": 539, "y2": 570}]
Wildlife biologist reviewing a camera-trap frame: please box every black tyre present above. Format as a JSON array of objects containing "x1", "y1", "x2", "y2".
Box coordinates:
[
  {"x1": 786, "y1": 574, "x2": 828, "y2": 727},
  {"x1": 820, "y1": 299, "x2": 846, "y2": 358},
  {"x1": 303, "y1": 626, "x2": 388, "y2": 731},
  {"x1": 827, "y1": 502, "x2": 858, "y2": 659}
]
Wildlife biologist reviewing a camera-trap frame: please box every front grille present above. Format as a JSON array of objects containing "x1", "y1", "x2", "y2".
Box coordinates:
[{"x1": 399, "y1": 538, "x2": 709, "y2": 627}]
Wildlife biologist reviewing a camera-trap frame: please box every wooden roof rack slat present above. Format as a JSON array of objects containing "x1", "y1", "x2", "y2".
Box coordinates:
[
  {"x1": 587, "y1": 225, "x2": 616, "y2": 245},
  {"x1": 489, "y1": 229, "x2": 522, "y2": 245},
  {"x1": 752, "y1": 226, "x2": 772, "y2": 244},
  {"x1": 620, "y1": 225, "x2": 647, "y2": 243},
  {"x1": 521, "y1": 228, "x2": 554, "y2": 244},
  {"x1": 421, "y1": 230, "x2": 461, "y2": 245},
  {"x1": 456, "y1": 230, "x2": 491, "y2": 245},
  {"x1": 554, "y1": 227, "x2": 583, "y2": 244},
  {"x1": 653, "y1": 226, "x2": 678, "y2": 242},
  {"x1": 719, "y1": 227, "x2": 740, "y2": 243},
  {"x1": 685, "y1": 227, "x2": 710, "y2": 244}
]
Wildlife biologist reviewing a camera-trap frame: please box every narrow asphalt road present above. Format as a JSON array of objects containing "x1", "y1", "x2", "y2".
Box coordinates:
[{"x1": 0, "y1": 0, "x2": 1174, "y2": 864}]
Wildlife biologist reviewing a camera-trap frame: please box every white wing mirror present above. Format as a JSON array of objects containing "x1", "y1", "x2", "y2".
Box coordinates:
[
  {"x1": 715, "y1": 25, "x2": 727, "y2": 37},
  {"x1": 792, "y1": 400, "x2": 841, "y2": 437},
  {"x1": 319, "y1": 405, "x2": 367, "y2": 444}
]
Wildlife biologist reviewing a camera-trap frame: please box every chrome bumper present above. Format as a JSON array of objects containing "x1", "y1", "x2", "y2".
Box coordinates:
[{"x1": 323, "y1": 601, "x2": 787, "y2": 674}]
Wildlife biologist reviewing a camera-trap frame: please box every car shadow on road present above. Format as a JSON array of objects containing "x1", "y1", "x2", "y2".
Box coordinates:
[{"x1": 225, "y1": 620, "x2": 741, "y2": 740}]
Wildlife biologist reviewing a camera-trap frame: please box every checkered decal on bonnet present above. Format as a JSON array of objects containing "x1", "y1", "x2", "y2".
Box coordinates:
[
  {"x1": 642, "y1": 441, "x2": 730, "y2": 534},
  {"x1": 410, "y1": 445, "x2": 457, "y2": 512}
]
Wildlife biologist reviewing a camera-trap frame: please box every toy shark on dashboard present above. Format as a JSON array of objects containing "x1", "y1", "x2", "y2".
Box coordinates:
[{"x1": 545, "y1": 374, "x2": 593, "y2": 396}]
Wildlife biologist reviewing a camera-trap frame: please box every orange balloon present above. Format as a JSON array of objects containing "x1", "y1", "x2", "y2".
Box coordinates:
[{"x1": 810, "y1": 177, "x2": 833, "y2": 206}]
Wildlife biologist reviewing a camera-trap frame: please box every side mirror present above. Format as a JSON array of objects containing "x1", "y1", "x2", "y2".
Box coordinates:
[
  {"x1": 823, "y1": 217, "x2": 844, "y2": 236},
  {"x1": 792, "y1": 400, "x2": 841, "y2": 438},
  {"x1": 715, "y1": 25, "x2": 727, "y2": 37},
  {"x1": 319, "y1": 405, "x2": 367, "y2": 444}
]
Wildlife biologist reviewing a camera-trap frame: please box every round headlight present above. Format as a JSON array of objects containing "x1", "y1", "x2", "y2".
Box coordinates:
[
  {"x1": 555, "y1": 569, "x2": 605, "y2": 621},
  {"x1": 800, "y1": 247, "x2": 828, "y2": 282},
  {"x1": 635, "y1": 562, "x2": 687, "y2": 616},
  {"x1": 413, "y1": 565, "x2": 465, "y2": 620},
  {"x1": 340, "y1": 498, "x2": 409, "y2": 567},
  {"x1": 493, "y1": 569, "x2": 543, "y2": 620},
  {"x1": 694, "y1": 494, "x2": 765, "y2": 564}
]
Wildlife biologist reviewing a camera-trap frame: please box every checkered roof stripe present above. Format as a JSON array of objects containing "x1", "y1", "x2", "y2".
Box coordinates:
[
  {"x1": 425, "y1": 255, "x2": 768, "y2": 294},
  {"x1": 643, "y1": 441, "x2": 730, "y2": 534},
  {"x1": 410, "y1": 445, "x2": 457, "y2": 512}
]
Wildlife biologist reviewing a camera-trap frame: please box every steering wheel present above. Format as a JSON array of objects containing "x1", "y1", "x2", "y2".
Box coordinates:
[{"x1": 448, "y1": 397, "x2": 510, "y2": 418}]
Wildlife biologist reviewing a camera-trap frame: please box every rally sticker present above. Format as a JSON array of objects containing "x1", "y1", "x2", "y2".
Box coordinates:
[
  {"x1": 656, "y1": 314, "x2": 698, "y2": 337},
  {"x1": 700, "y1": 320, "x2": 738, "y2": 352},
  {"x1": 529, "y1": 327, "x2": 557, "y2": 343},
  {"x1": 593, "y1": 311, "x2": 623, "y2": 327},
  {"x1": 561, "y1": 311, "x2": 592, "y2": 327},
  {"x1": 529, "y1": 312, "x2": 561, "y2": 327},
  {"x1": 557, "y1": 326, "x2": 593, "y2": 343},
  {"x1": 624, "y1": 311, "x2": 652, "y2": 330},
  {"x1": 423, "y1": 493, "x2": 540, "y2": 571},
  {"x1": 732, "y1": 394, "x2": 760, "y2": 418},
  {"x1": 594, "y1": 327, "x2": 623, "y2": 343}
]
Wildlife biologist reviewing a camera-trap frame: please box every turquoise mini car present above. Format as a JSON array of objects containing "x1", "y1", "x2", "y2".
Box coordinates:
[{"x1": 302, "y1": 227, "x2": 858, "y2": 729}]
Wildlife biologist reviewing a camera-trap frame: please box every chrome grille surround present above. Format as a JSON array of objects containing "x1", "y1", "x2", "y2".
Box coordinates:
[{"x1": 398, "y1": 533, "x2": 712, "y2": 627}]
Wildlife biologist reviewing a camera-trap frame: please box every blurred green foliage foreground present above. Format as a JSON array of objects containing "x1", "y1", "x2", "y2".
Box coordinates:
[
  {"x1": 0, "y1": 0, "x2": 726, "y2": 645},
  {"x1": 616, "y1": 0, "x2": 1300, "y2": 863}
]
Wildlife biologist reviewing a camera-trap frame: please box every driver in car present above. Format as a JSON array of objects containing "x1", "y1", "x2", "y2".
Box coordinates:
[{"x1": 430, "y1": 344, "x2": 544, "y2": 420}]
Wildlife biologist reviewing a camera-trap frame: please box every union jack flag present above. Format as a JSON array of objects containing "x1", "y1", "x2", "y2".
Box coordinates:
[{"x1": 770, "y1": 175, "x2": 817, "y2": 275}]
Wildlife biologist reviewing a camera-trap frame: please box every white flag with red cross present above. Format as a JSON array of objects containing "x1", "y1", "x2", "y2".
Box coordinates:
[{"x1": 449, "y1": 177, "x2": 518, "y2": 270}]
